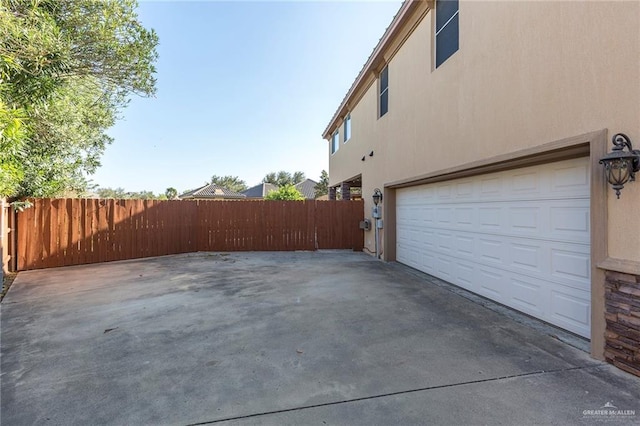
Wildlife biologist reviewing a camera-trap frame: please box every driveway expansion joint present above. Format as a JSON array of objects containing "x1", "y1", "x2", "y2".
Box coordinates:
[{"x1": 185, "y1": 364, "x2": 599, "y2": 425}]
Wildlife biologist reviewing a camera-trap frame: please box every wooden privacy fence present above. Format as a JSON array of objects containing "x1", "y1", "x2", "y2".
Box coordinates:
[{"x1": 15, "y1": 198, "x2": 364, "y2": 271}]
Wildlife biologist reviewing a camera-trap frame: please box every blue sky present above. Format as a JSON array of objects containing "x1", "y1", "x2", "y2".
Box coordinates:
[{"x1": 90, "y1": 0, "x2": 403, "y2": 195}]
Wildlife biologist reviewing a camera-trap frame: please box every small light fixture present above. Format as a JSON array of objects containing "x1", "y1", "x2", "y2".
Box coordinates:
[
  {"x1": 599, "y1": 133, "x2": 640, "y2": 198},
  {"x1": 361, "y1": 156, "x2": 365, "y2": 162},
  {"x1": 369, "y1": 151, "x2": 374, "y2": 157},
  {"x1": 372, "y1": 188, "x2": 383, "y2": 206}
]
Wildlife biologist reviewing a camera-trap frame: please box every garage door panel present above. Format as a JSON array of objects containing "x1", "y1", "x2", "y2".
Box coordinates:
[
  {"x1": 481, "y1": 176, "x2": 502, "y2": 196},
  {"x1": 422, "y1": 207, "x2": 435, "y2": 224},
  {"x1": 455, "y1": 261, "x2": 475, "y2": 290},
  {"x1": 437, "y1": 231, "x2": 454, "y2": 252},
  {"x1": 421, "y1": 252, "x2": 436, "y2": 275},
  {"x1": 550, "y1": 291, "x2": 590, "y2": 334},
  {"x1": 551, "y1": 248, "x2": 591, "y2": 283},
  {"x1": 478, "y1": 238, "x2": 504, "y2": 263},
  {"x1": 397, "y1": 244, "x2": 419, "y2": 268},
  {"x1": 456, "y1": 181, "x2": 474, "y2": 197},
  {"x1": 479, "y1": 207, "x2": 502, "y2": 229},
  {"x1": 455, "y1": 234, "x2": 475, "y2": 256},
  {"x1": 478, "y1": 267, "x2": 506, "y2": 301},
  {"x1": 551, "y1": 162, "x2": 590, "y2": 194},
  {"x1": 550, "y1": 205, "x2": 590, "y2": 240},
  {"x1": 455, "y1": 207, "x2": 474, "y2": 227},
  {"x1": 396, "y1": 157, "x2": 591, "y2": 338},
  {"x1": 511, "y1": 170, "x2": 541, "y2": 195},
  {"x1": 510, "y1": 276, "x2": 544, "y2": 315},
  {"x1": 436, "y1": 256, "x2": 453, "y2": 279},
  {"x1": 509, "y1": 207, "x2": 540, "y2": 234},
  {"x1": 438, "y1": 184, "x2": 452, "y2": 198},
  {"x1": 436, "y1": 207, "x2": 453, "y2": 224},
  {"x1": 423, "y1": 230, "x2": 436, "y2": 248},
  {"x1": 510, "y1": 243, "x2": 541, "y2": 272}
]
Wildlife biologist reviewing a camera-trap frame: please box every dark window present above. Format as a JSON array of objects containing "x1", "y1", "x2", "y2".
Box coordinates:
[
  {"x1": 379, "y1": 65, "x2": 389, "y2": 117},
  {"x1": 435, "y1": 0, "x2": 459, "y2": 68},
  {"x1": 331, "y1": 130, "x2": 339, "y2": 154},
  {"x1": 344, "y1": 114, "x2": 351, "y2": 142}
]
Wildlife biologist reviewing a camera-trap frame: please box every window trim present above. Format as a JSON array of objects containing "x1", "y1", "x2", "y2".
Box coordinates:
[
  {"x1": 434, "y1": 0, "x2": 459, "y2": 69},
  {"x1": 378, "y1": 65, "x2": 389, "y2": 118},
  {"x1": 343, "y1": 114, "x2": 351, "y2": 143}
]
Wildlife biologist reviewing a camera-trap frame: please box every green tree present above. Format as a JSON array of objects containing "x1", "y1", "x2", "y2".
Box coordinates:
[
  {"x1": 210, "y1": 175, "x2": 247, "y2": 193},
  {"x1": 292, "y1": 171, "x2": 306, "y2": 184},
  {"x1": 0, "y1": 102, "x2": 26, "y2": 196},
  {"x1": 165, "y1": 187, "x2": 178, "y2": 199},
  {"x1": 314, "y1": 170, "x2": 329, "y2": 198},
  {"x1": 0, "y1": 0, "x2": 158, "y2": 198},
  {"x1": 96, "y1": 187, "x2": 162, "y2": 199},
  {"x1": 262, "y1": 170, "x2": 305, "y2": 187},
  {"x1": 262, "y1": 172, "x2": 277, "y2": 185},
  {"x1": 130, "y1": 190, "x2": 157, "y2": 200},
  {"x1": 264, "y1": 184, "x2": 305, "y2": 201},
  {"x1": 96, "y1": 187, "x2": 128, "y2": 198}
]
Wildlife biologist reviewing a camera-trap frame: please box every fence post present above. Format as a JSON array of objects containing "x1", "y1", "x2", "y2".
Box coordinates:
[
  {"x1": 0, "y1": 198, "x2": 5, "y2": 282},
  {"x1": 0, "y1": 198, "x2": 14, "y2": 276}
]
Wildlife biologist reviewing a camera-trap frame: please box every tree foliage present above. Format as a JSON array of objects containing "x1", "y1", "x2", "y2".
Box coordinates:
[
  {"x1": 165, "y1": 187, "x2": 177, "y2": 199},
  {"x1": 0, "y1": 101, "x2": 26, "y2": 196},
  {"x1": 96, "y1": 187, "x2": 164, "y2": 199},
  {"x1": 0, "y1": 0, "x2": 158, "y2": 198},
  {"x1": 210, "y1": 175, "x2": 247, "y2": 193},
  {"x1": 314, "y1": 170, "x2": 329, "y2": 198},
  {"x1": 264, "y1": 184, "x2": 305, "y2": 201},
  {"x1": 262, "y1": 170, "x2": 305, "y2": 187}
]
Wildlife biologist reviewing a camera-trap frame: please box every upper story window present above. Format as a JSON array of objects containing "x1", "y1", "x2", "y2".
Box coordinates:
[
  {"x1": 331, "y1": 130, "x2": 340, "y2": 154},
  {"x1": 379, "y1": 65, "x2": 389, "y2": 117},
  {"x1": 343, "y1": 114, "x2": 351, "y2": 142},
  {"x1": 435, "y1": 0, "x2": 459, "y2": 68}
]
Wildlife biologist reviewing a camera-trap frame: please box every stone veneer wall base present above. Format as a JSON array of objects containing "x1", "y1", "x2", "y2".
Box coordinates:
[{"x1": 604, "y1": 270, "x2": 640, "y2": 377}]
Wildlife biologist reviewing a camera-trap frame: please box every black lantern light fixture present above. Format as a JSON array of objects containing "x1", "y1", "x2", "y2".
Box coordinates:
[
  {"x1": 372, "y1": 188, "x2": 383, "y2": 206},
  {"x1": 599, "y1": 133, "x2": 640, "y2": 198}
]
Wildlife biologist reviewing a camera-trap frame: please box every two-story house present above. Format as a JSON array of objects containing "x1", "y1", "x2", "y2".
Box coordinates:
[{"x1": 323, "y1": 0, "x2": 640, "y2": 374}]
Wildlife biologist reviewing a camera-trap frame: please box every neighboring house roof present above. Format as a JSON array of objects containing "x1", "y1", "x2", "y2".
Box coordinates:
[
  {"x1": 179, "y1": 183, "x2": 246, "y2": 200},
  {"x1": 242, "y1": 180, "x2": 318, "y2": 199},
  {"x1": 295, "y1": 179, "x2": 318, "y2": 200},
  {"x1": 242, "y1": 183, "x2": 279, "y2": 198}
]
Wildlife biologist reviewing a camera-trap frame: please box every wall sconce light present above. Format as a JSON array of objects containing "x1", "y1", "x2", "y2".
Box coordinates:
[
  {"x1": 599, "y1": 133, "x2": 640, "y2": 198},
  {"x1": 369, "y1": 151, "x2": 374, "y2": 157},
  {"x1": 361, "y1": 156, "x2": 366, "y2": 162},
  {"x1": 372, "y1": 188, "x2": 383, "y2": 206}
]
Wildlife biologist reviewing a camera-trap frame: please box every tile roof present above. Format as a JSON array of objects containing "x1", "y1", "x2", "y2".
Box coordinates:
[
  {"x1": 179, "y1": 183, "x2": 247, "y2": 199},
  {"x1": 242, "y1": 183, "x2": 279, "y2": 198},
  {"x1": 295, "y1": 179, "x2": 318, "y2": 200}
]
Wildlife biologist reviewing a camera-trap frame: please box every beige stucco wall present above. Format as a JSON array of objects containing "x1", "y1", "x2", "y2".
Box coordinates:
[{"x1": 328, "y1": 0, "x2": 640, "y2": 264}]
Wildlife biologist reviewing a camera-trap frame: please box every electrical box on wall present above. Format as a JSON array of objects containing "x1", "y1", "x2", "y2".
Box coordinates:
[
  {"x1": 372, "y1": 205, "x2": 382, "y2": 219},
  {"x1": 359, "y1": 219, "x2": 372, "y2": 231}
]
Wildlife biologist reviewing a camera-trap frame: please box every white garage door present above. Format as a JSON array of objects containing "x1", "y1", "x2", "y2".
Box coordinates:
[{"x1": 396, "y1": 157, "x2": 591, "y2": 338}]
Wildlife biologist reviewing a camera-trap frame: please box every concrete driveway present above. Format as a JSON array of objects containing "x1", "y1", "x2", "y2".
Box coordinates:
[{"x1": 1, "y1": 251, "x2": 639, "y2": 425}]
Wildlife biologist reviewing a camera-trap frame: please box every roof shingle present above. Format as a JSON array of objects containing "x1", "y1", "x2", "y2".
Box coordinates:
[{"x1": 295, "y1": 179, "x2": 318, "y2": 200}]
